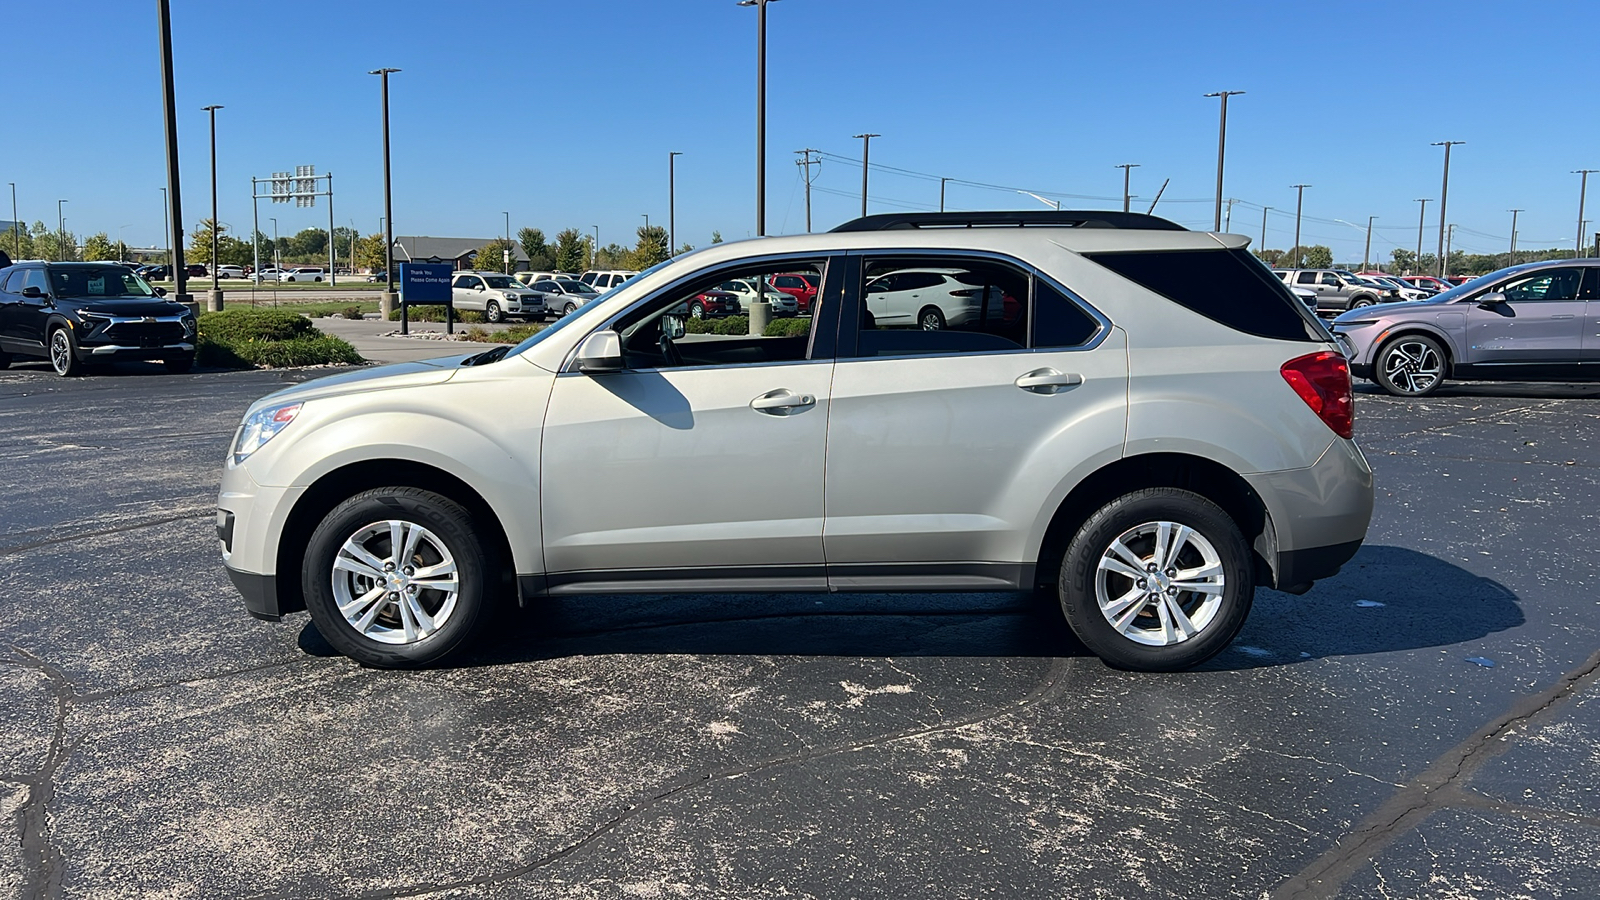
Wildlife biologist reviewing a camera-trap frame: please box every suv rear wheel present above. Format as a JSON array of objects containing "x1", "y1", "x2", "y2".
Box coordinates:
[
  {"x1": 302, "y1": 488, "x2": 497, "y2": 668},
  {"x1": 1373, "y1": 334, "x2": 1446, "y2": 397},
  {"x1": 1058, "y1": 488, "x2": 1253, "y2": 671}
]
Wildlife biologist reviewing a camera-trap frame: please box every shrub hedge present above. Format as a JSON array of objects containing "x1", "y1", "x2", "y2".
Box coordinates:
[
  {"x1": 682, "y1": 315, "x2": 812, "y2": 338},
  {"x1": 195, "y1": 309, "x2": 363, "y2": 369},
  {"x1": 460, "y1": 324, "x2": 544, "y2": 344},
  {"x1": 386, "y1": 305, "x2": 487, "y2": 324}
]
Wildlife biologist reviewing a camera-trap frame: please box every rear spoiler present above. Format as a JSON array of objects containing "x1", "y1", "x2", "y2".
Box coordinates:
[{"x1": 0, "y1": 249, "x2": 11, "y2": 269}]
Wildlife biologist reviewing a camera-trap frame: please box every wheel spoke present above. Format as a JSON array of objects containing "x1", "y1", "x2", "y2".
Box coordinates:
[
  {"x1": 412, "y1": 560, "x2": 456, "y2": 581},
  {"x1": 404, "y1": 595, "x2": 437, "y2": 637},
  {"x1": 1156, "y1": 595, "x2": 1177, "y2": 644},
  {"x1": 1098, "y1": 556, "x2": 1146, "y2": 580},
  {"x1": 399, "y1": 522, "x2": 424, "y2": 567},
  {"x1": 1108, "y1": 539, "x2": 1145, "y2": 571},
  {"x1": 1102, "y1": 586, "x2": 1145, "y2": 620},
  {"x1": 1152, "y1": 523, "x2": 1172, "y2": 574},
  {"x1": 1163, "y1": 595, "x2": 1200, "y2": 639},
  {"x1": 1171, "y1": 579, "x2": 1224, "y2": 595},
  {"x1": 333, "y1": 555, "x2": 385, "y2": 580},
  {"x1": 397, "y1": 593, "x2": 420, "y2": 642},
  {"x1": 1175, "y1": 563, "x2": 1222, "y2": 582},
  {"x1": 388, "y1": 521, "x2": 406, "y2": 567},
  {"x1": 342, "y1": 541, "x2": 389, "y2": 574},
  {"x1": 355, "y1": 593, "x2": 389, "y2": 632},
  {"x1": 1163, "y1": 525, "x2": 1192, "y2": 570},
  {"x1": 338, "y1": 585, "x2": 387, "y2": 619},
  {"x1": 1113, "y1": 596, "x2": 1148, "y2": 633}
]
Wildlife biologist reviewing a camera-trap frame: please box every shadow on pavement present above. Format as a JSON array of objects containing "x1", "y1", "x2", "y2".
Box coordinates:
[
  {"x1": 295, "y1": 546, "x2": 1520, "y2": 670},
  {"x1": 1355, "y1": 381, "x2": 1600, "y2": 400}
]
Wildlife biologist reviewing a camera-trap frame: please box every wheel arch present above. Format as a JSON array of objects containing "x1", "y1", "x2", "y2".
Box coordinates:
[
  {"x1": 1373, "y1": 326, "x2": 1456, "y2": 374},
  {"x1": 274, "y1": 459, "x2": 517, "y2": 616},
  {"x1": 1033, "y1": 453, "x2": 1278, "y2": 592}
]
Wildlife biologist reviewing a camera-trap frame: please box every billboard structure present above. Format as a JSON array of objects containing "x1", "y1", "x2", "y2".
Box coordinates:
[{"x1": 250, "y1": 166, "x2": 337, "y2": 287}]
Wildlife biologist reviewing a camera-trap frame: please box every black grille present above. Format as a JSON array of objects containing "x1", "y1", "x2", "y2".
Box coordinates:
[{"x1": 105, "y1": 320, "x2": 187, "y2": 346}]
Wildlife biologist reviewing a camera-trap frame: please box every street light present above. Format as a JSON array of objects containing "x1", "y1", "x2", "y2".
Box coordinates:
[
  {"x1": 1204, "y1": 90, "x2": 1245, "y2": 231},
  {"x1": 1431, "y1": 141, "x2": 1464, "y2": 277},
  {"x1": 592, "y1": 225, "x2": 600, "y2": 269},
  {"x1": 737, "y1": 0, "x2": 779, "y2": 236},
  {"x1": 1364, "y1": 216, "x2": 1377, "y2": 271},
  {"x1": 1290, "y1": 185, "x2": 1310, "y2": 267},
  {"x1": 1507, "y1": 209, "x2": 1523, "y2": 265},
  {"x1": 369, "y1": 67, "x2": 401, "y2": 305},
  {"x1": 57, "y1": 199, "x2": 67, "y2": 261},
  {"x1": 502, "y1": 211, "x2": 510, "y2": 273},
  {"x1": 8, "y1": 183, "x2": 17, "y2": 259},
  {"x1": 1413, "y1": 199, "x2": 1430, "y2": 272},
  {"x1": 668, "y1": 151, "x2": 683, "y2": 254},
  {"x1": 156, "y1": 0, "x2": 190, "y2": 304},
  {"x1": 853, "y1": 133, "x2": 880, "y2": 217},
  {"x1": 118, "y1": 224, "x2": 133, "y2": 262},
  {"x1": 1573, "y1": 170, "x2": 1597, "y2": 258},
  {"x1": 202, "y1": 104, "x2": 223, "y2": 305},
  {"x1": 1259, "y1": 206, "x2": 1270, "y2": 255},
  {"x1": 1115, "y1": 164, "x2": 1140, "y2": 214}
]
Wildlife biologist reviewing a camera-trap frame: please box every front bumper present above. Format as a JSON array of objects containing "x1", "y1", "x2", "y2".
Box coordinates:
[
  {"x1": 80, "y1": 341, "x2": 194, "y2": 361},
  {"x1": 218, "y1": 461, "x2": 306, "y2": 619},
  {"x1": 226, "y1": 564, "x2": 284, "y2": 621}
]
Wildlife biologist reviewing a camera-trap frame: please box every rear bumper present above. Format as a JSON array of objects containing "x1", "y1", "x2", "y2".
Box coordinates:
[
  {"x1": 1276, "y1": 539, "x2": 1363, "y2": 588},
  {"x1": 1245, "y1": 437, "x2": 1374, "y2": 588}
]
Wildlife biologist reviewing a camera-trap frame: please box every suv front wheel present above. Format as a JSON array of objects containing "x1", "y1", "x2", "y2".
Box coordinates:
[
  {"x1": 1058, "y1": 488, "x2": 1254, "y2": 671},
  {"x1": 302, "y1": 487, "x2": 497, "y2": 668}
]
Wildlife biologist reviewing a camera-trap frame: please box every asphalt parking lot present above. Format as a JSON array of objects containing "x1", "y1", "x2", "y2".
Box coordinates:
[{"x1": 3, "y1": 360, "x2": 1600, "y2": 899}]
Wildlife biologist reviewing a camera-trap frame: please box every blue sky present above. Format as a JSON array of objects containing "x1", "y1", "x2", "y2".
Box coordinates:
[{"x1": 8, "y1": 0, "x2": 1600, "y2": 264}]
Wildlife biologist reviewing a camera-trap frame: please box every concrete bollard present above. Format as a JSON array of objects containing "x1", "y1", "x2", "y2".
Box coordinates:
[
  {"x1": 749, "y1": 299, "x2": 772, "y2": 336},
  {"x1": 380, "y1": 292, "x2": 397, "y2": 319},
  {"x1": 206, "y1": 289, "x2": 224, "y2": 312}
]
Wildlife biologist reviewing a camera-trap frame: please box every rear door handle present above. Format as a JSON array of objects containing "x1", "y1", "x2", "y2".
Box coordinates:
[
  {"x1": 751, "y1": 389, "x2": 816, "y2": 415},
  {"x1": 1015, "y1": 368, "x2": 1083, "y2": 394}
]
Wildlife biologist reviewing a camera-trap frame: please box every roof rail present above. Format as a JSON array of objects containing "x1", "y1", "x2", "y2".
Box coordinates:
[{"x1": 829, "y1": 210, "x2": 1187, "y2": 233}]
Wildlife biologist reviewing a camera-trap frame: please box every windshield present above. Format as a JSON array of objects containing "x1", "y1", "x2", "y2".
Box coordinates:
[
  {"x1": 50, "y1": 266, "x2": 156, "y2": 299},
  {"x1": 483, "y1": 275, "x2": 519, "y2": 289},
  {"x1": 1430, "y1": 263, "x2": 1548, "y2": 303}
]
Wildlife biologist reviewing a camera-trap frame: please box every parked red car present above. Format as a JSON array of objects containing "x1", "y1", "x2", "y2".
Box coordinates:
[
  {"x1": 1400, "y1": 275, "x2": 1454, "y2": 292},
  {"x1": 671, "y1": 289, "x2": 742, "y2": 319},
  {"x1": 772, "y1": 272, "x2": 820, "y2": 314}
]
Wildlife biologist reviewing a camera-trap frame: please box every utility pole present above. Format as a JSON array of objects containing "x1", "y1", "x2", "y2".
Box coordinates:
[
  {"x1": 737, "y1": 0, "x2": 778, "y2": 236},
  {"x1": 503, "y1": 211, "x2": 510, "y2": 273},
  {"x1": 1204, "y1": 90, "x2": 1245, "y2": 231},
  {"x1": 1414, "y1": 199, "x2": 1430, "y2": 272},
  {"x1": 668, "y1": 151, "x2": 683, "y2": 252},
  {"x1": 1445, "y1": 224, "x2": 1456, "y2": 277},
  {"x1": 1260, "y1": 206, "x2": 1270, "y2": 255},
  {"x1": 1291, "y1": 185, "x2": 1310, "y2": 267},
  {"x1": 202, "y1": 104, "x2": 223, "y2": 310},
  {"x1": 1573, "y1": 170, "x2": 1597, "y2": 259},
  {"x1": 157, "y1": 0, "x2": 190, "y2": 307},
  {"x1": 57, "y1": 200, "x2": 67, "y2": 261},
  {"x1": 8, "y1": 183, "x2": 17, "y2": 260},
  {"x1": 1432, "y1": 141, "x2": 1464, "y2": 277},
  {"x1": 1507, "y1": 209, "x2": 1522, "y2": 265},
  {"x1": 1224, "y1": 198, "x2": 1238, "y2": 232},
  {"x1": 1362, "y1": 216, "x2": 1377, "y2": 271},
  {"x1": 1116, "y1": 164, "x2": 1139, "y2": 214},
  {"x1": 795, "y1": 149, "x2": 820, "y2": 231},
  {"x1": 369, "y1": 67, "x2": 400, "y2": 315},
  {"x1": 853, "y1": 133, "x2": 879, "y2": 218},
  {"x1": 591, "y1": 225, "x2": 599, "y2": 269},
  {"x1": 939, "y1": 176, "x2": 948, "y2": 213}
]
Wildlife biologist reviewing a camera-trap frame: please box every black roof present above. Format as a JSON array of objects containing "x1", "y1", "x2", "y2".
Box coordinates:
[{"x1": 830, "y1": 210, "x2": 1187, "y2": 233}]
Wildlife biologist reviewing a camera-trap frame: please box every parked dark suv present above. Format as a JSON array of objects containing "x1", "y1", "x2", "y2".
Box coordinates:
[{"x1": 0, "y1": 261, "x2": 198, "y2": 376}]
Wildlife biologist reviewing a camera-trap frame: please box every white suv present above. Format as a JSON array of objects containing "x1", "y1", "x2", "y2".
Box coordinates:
[
  {"x1": 449, "y1": 271, "x2": 544, "y2": 322},
  {"x1": 218, "y1": 211, "x2": 1372, "y2": 671},
  {"x1": 580, "y1": 269, "x2": 638, "y2": 293},
  {"x1": 282, "y1": 267, "x2": 326, "y2": 283}
]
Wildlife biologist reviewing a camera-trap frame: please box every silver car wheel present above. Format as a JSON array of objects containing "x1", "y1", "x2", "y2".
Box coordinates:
[
  {"x1": 50, "y1": 330, "x2": 72, "y2": 374},
  {"x1": 331, "y1": 519, "x2": 460, "y2": 645},
  {"x1": 1094, "y1": 521, "x2": 1226, "y2": 647},
  {"x1": 1382, "y1": 340, "x2": 1443, "y2": 394}
]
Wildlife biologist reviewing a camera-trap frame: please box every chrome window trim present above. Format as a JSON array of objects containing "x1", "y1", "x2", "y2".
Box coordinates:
[
  {"x1": 559, "y1": 250, "x2": 837, "y2": 374},
  {"x1": 842, "y1": 247, "x2": 1113, "y2": 361}
]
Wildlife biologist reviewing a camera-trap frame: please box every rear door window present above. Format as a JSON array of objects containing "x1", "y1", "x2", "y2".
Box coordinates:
[{"x1": 1086, "y1": 249, "x2": 1326, "y2": 342}]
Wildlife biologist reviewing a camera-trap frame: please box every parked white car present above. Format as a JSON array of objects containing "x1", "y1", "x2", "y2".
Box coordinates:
[
  {"x1": 579, "y1": 270, "x2": 638, "y2": 293},
  {"x1": 215, "y1": 265, "x2": 246, "y2": 280},
  {"x1": 282, "y1": 267, "x2": 326, "y2": 283},
  {"x1": 864, "y1": 267, "x2": 1013, "y2": 330},
  {"x1": 254, "y1": 268, "x2": 286, "y2": 283},
  {"x1": 449, "y1": 271, "x2": 544, "y2": 322},
  {"x1": 716, "y1": 277, "x2": 798, "y2": 316}
]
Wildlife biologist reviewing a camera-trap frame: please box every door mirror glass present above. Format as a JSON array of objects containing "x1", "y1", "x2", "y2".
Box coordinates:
[
  {"x1": 20, "y1": 286, "x2": 43, "y2": 299},
  {"x1": 575, "y1": 330, "x2": 625, "y2": 373},
  {"x1": 153, "y1": 287, "x2": 168, "y2": 297},
  {"x1": 662, "y1": 315, "x2": 686, "y2": 339}
]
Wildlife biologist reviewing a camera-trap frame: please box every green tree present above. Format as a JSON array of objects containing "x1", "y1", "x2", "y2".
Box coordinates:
[
  {"x1": 711, "y1": 230, "x2": 723, "y2": 244},
  {"x1": 293, "y1": 228, "x2": 327, "y2": 258},
  {"x1": 553, "y1": 228, "x2": 587, "y2": 272},
  {"x1": 354, "y1": 233, "x2": 387, "y2": 271},
  {"x1": 81, "y1": 232, "x2": 116, "y2": 261},
  {"x1": 2, "y1": 222, "x2": 31, "y2": 260},
  {"x1": 1302, "y1": 245, "x2": 1334, "y2": 268},
  {"x1": 595, "y1": 243, "x2": 630, "y2": 269},
  {"x1": 1254, "y1": 248, "x2": 1287, "y2": 266},
  {"x1": 474, "y1": 238, "x2": 517, "y2": 273},
  {"x1": 33, "y1": 221, "x2": 78, "y2": 262},
  {"x1": 631, "y1": 224, "x2": 670, "y2": 269},
  {"x1": 518, "y1": 227, "x2": 555, "y2": 270},
  {"x1": 188, "y1": 219, "x2": 225, "y2": 266}
]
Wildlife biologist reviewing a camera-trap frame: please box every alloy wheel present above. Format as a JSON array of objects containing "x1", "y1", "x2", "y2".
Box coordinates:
[
  {"x1": 1382, "y1": 340, "x2": 1443, "y2": 394},
  {"x1": 1094, "y1": 521, "x2": 1226, "y2": 647},
  {"x1": 330, "y1": 520, "x2": 461, "y2": 645},
  {"x1": 50, "y1": 331, "x2": 72, "y2": 375}
]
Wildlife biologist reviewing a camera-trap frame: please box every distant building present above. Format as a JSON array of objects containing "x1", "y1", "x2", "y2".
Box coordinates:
[{"x1": 391, "y1": 236, "x2": 528, "y2": 271}]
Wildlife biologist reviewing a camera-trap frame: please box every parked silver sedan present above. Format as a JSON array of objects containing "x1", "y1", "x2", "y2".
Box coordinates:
[
  {"x1": 1331, "y1": 259, "x2": 1600, "y2": 397},
  {"x1": 528, "y1": 279, "x2": 601, "y2": 317}
]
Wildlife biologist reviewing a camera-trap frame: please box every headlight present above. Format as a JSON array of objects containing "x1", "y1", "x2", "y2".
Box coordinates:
[
  {"x1": 75, "y1": 310, "x2": 109, "y2": 327},
  {"x1": 181, "y1": 314, "x2": 197, "y2": 336},
  {"x1": 232, "y1": 402, "x2": 302, "y2": 465}
]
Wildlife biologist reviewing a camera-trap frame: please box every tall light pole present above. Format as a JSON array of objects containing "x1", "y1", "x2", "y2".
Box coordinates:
[
  {"x1": 1507, "y1": 209, "x2": 1523, "y2": 265},
  {"x1": 1204, "y1": 90, "x2": 1245, "y2": 231},
  {"x1": 1414, "y1": 199, "x2": 1430, "y2": 272},
  {"x1": 57, "y1": 199, "x2": 68, "y2": 261},
  {"x1": 1431, "y1": 141, "x2": 1464, "y2": 277},
  {"x1": 939, "y1": 176, "x2": 948, "y2": 213},
  {"x1": 202, "y1": 104, "x2": 224, "y2": 307},
  {"x1": 853, "y1": 133, "x2": 879, "y2": 217},
  {"x1": 1260, "y1": 206, "x2": 1270, "y2": 255},
  {"x1": 642, "y1": 213, "x2": 649, "y2": 231},
  {"x1": 591, "y1": 225, "x2": 600, "y2": 269},
  {"x1": 668, "y1": 151, "x2": 682, "y2": 254},
  {"x1": 161, "y1": 187, "x2": 171, "y2": 269},
  {"x1": 1363, "y1": 215, "x2": 1377, "y2": 271},
  {"x1": 1445, "y1": 224, "x2": 1457, "y2": 277},
  {"x1": 737, "y1": 0, "x2": 779, "y2": 236},
  {"x1": 1291, "y1": 185, "x2": 1310, "y2": 267},
  {"x1": 369, "y1": 67, "x2": 401, "y2": 312},
  {"x1": 1573, "y1": 170, "x2": 1597, "y2": 259},
  {"x1": 118, "y1": 225, "x2": 133, "y2": 263},
  {"x1": 1116, "y1": 164, "x2": 1140, "y2": 214},
  {"x1": 157, "y1": 0, "x2": 191, "y2": 304},
  {"x1": 8, "y1": 183, "x2": 17, "y2": 259}
]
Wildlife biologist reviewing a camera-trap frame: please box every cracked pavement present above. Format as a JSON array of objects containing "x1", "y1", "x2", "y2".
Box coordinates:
[{"x1": 2, "y1": 362, "x2": 1600, "y2": 898}]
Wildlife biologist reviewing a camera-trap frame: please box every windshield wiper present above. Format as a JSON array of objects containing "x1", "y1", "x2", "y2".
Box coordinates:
[{"x1": 460, "y1": 345, "x2": 512, "y2": 366}]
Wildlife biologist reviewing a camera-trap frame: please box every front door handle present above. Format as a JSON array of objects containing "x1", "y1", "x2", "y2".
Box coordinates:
[
  {"x1": 1552, "y1": 314, "x2": 1575, "y2": 319},
  {"x1": 1015, "y1": 368, "x2": 1083, "y2": 394},
  {"x1": 751, "y1": 389, "x2": 816, "y2": 415}
]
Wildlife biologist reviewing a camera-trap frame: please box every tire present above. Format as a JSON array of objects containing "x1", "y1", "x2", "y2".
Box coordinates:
[
  {"x1": 164, "y1": 353, "x2": 195, "y2": 374},
  {"x1": 1057, "y1": 488, "x2": 1254, "y2": 671},
  {"x1": 48, "y1": 327, "x2": 84, "y2": 377},
  {"x1": 485, "y1": 301, "x2": 503, "y2": 324},
  {"x1": 1373, "y1": 334, "x2": 1447, "y2": 397},
  {"x1": 315, "y1": 276, "x2": 323, "y2": 283},
  {"x1": 302, "y1": 487, "x2": 498, "y2": 668},
  {"x1": 919, "y1": 306, "x2": 946, "y2": 330},
  {"x1": 563, "y1": 301, "x2": 577, "y2": 317},
  {"x1": 0, "y1": 351, "x2": 10, "y2": 370},
  {"x1": 1347, "y1": 296, "x2": 1374, "y2": 310},
  {"x1": 689, "y1": 302, "x2": 706, "y2": 320}
]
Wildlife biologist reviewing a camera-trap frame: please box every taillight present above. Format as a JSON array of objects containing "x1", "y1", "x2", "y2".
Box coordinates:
[{"x1": 1280, "y1": 351, "x2": 1354, "y2": 439}]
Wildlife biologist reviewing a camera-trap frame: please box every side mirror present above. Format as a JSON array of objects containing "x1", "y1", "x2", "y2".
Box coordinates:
[
  {"x1": 474, "y1": 284, "x2": 485, "y2": 292},
  {"x1": 20, "y1": 286, "x2": 43, "y2": 299},
  {"x1": 1477, "y1": 291, "x2": 1507, "y2": 310},
  {"x1": 662, "y1": 315, "x2": 686, "y2": 340},
  {"x1": 575, "y1": 330, "x2": 624, "y2": 374},
  {"x1": 154, "y1": 287, "x2": 168, "y2": 297}
]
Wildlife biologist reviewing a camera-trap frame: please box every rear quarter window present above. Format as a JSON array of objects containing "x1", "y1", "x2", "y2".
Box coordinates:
[{"x1": 1085, "y1": 249, "x2": 1326, "y2": 343}]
